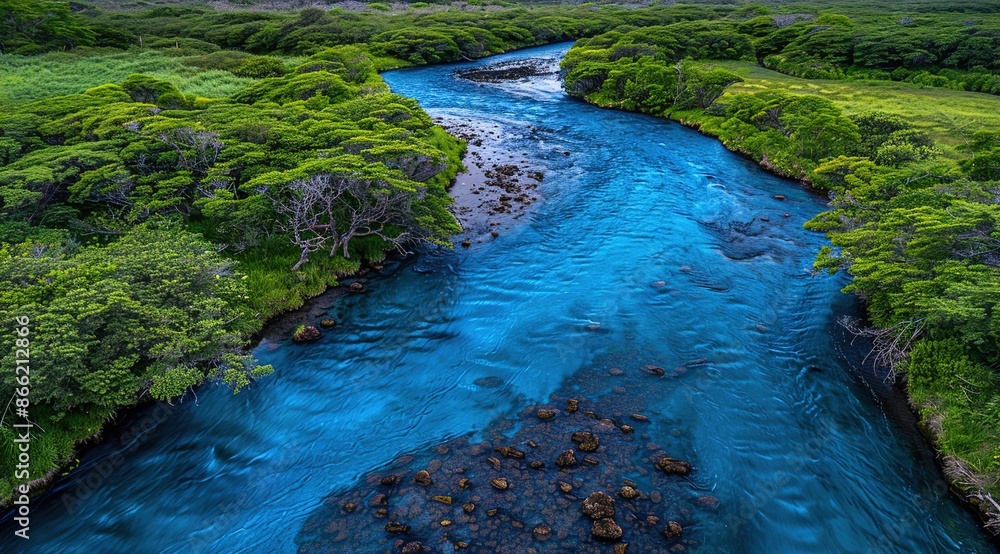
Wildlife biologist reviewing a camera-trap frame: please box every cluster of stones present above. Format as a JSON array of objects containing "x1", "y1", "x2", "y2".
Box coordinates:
[{"x1": 298, "y1": 392, "x2": 706, "y2": 553}]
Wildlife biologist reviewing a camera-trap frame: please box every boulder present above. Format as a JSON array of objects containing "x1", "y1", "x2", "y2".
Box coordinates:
[
  {"x1": 414, "y1": 470, "x2": 432, "y2": 485},
  {"x1": 571, "y1": 431, "x2": 599, "y2": 452},
  {"x1": 490, "y1": 477, "x2": 510, "y2": 491},
  {"x1": 592, "y1": 518, "x2": 623, "y2": 542},
  {"x1": 655, "y1": 457, "x2": 691, "y2": 476},
  {"x1": 618, "y1": 486, "x2": 638, "y2": 500},
  {"x1": 662, "y1": 521, "x2": 683, "y2": 540},
  {"x1": 537, "y1": 409, "x2": 557, "y2": 420},
  {"x1": 292, "y1": 325, "x2": 321, "y2": 342},
  {"x1": 555, "y1": 449, "x2": 578, "y2": 468},
  {"x1": 581, "y1": 491, "x2": 615, "y2": 520}
]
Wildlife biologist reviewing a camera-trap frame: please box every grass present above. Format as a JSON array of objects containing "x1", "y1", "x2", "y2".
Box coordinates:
[
  {"x1": 703, "y1": 60, "x2": 1000, "y2": 161},
  {"x1": 0, "y1": 407, "x2": 110, "y2": 496},
  {"x1": 0, "y1": 49, "x2": 305, "y2": 105}
]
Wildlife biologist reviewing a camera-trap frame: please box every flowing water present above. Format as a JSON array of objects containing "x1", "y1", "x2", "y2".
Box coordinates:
[{"x1": 2, "y1": 43, "x2": 996, "y2": 553}]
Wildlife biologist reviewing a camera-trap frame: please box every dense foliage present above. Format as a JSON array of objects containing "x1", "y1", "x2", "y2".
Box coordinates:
[
  {"x1": 0, "y1": 43, "x2": 462, "y2": 492},
  {"x1": 560, "y1": 4, "x2": 1000, "y2": 526},
  {"x1": 2, "y1": 0, "x2": 1000, "y2": 529}
]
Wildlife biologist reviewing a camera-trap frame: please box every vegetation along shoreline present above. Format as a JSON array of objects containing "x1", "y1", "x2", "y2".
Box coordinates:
[{"x1": 2, "y1": 0, "x2": 1000, "y2": 543}]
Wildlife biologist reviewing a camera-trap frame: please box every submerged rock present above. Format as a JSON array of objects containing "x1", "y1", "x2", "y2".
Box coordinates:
[
  {"x1": 413, "y1": 470, "x2": 432, "y2": 485},
  {"x1": 572, "y1": 431, "x2": 600, "y2": 452},
  {"x1": 490, "y1": 477, "x2": 510, "y2": 490},
  {"x1": 533, "y1": 524, "x2": 552, "y2": 540},
  {"x1": 319, "y1": 319, "x2": 336, "y2": 328},
  {"x1": 662, "y1": 521, "x2": 683, "y2": 540},
  {"x1": 582, "y1": 491, "x2": 615, "y2": 520},
  {"x1": 619, "y1": 486, "x2": 638, "y2": 500},
  {"x1": 592, "y1": 518, "x2": 623, "y2": 542},
  {"x1": 537, "y1": 408, "x2": 557, "y2": 420},
  {"x1": 385, "y1": 521, "x2": 410, "y2": 534},
  {"x1": 555, "y1": 449, "x2": 578, "y2": 468},
  {"x1": 495, "y1": 446, "x2": 525, "y2": 459},
  {"x1": 655, "y1": 457, "x2": 691, "y2": 476},
  {"x1": 643, "y1": 365, "x2": 666, "y2": 376},
  {"x1": 697, "y1": 495, "x2": 720, "y2": 509}
]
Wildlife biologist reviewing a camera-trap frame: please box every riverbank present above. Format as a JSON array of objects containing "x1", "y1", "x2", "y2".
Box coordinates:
[
  {"x1": 563, "y1": 64, "x2": 1000, "y2": 537},
  {"x1": 666, "y1": 108, "x2": 1000, "y2": 537}
]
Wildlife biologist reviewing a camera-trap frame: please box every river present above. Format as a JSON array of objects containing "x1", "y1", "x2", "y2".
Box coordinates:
[{"x1": 2, "y1": 43, "x2": 995, "y2": 553}]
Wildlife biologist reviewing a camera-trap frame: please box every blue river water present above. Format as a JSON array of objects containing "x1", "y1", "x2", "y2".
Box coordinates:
[{"x1": 3, "y1": 43, "x2": 996, "y2": 553}]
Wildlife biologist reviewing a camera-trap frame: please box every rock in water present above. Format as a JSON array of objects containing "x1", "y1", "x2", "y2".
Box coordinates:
[
  {"x1": 292, "y1": 325, "x2": 321, "y2": 342},
  {"x1": 582, "y1": 491, "x2": 615, "y2": 520},
  {"x1": 537, "y1": 409, "x2": 557, "y2": 420},
  {"x1": 592, "y1": 518, "x2": 623, "y2": 542},
  {"x1": 532, "y1": 524, "x2": 552, "y2": 540},
  {"x1": 662, "y1": 521, "x2": 683, "y2": 539},
  {"x1": 495, "y1": 446, "x2": 526, "y2": 459},
  {"x1": 319, "y1": 319, "x2": 336, "y2": 328},
  {"x1": 555, "y1": 449, "x2": 578, "y2": 468},
  {"x1": 401, "y1": 541, "x2": 423, "y2": 554},
  {"x1": 643, "y1": 365, "x2": 665, "y2": 376},
  {"x1": 414, "y1": 470, "x2": 432, "y2": 485},
  {"x1": 349, "y1": 281, "x2": 365, "y2": 292},
  {"x1": 697, "y1": 495, "x2": 720, "y2": 508},
  {"x1": 385, "y1": 522, "x2": 410, "y2": 534},
  {"x1": 655, "y1": 457, "x2": 691, "y2": 476},
  {"x1": 571, "y1": 431, "x2": 600, "y2": 452},
  {"x1": 618, "y1": 486, "x2": 638, "y2": 500},
  {"x1": 565, "y1": 399, "x2": 579, "y2": 413},
  {"x1": 380, "y1": 475, "x2": 397, "y2": 487},
  {"x1": 490, "y1": 477, "x2": 510, "y2": 490}
]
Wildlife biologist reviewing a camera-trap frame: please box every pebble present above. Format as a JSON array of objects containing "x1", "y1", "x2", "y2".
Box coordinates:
[
  {"x1": 490, "y1": 477, "x2": 510, "y2": 490},
  {"x1": 537, "y1": 409, "x2": 557, "y2": 420}
]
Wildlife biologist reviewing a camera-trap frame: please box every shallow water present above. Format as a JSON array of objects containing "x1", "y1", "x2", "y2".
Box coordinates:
[{"x1": 2, "y1": 43, "x2": 996, "y2": 553}]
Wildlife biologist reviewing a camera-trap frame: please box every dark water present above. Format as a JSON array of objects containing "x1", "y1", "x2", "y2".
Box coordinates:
[{"x1": 2, "y1": 43, "x2": 995, "y2": 553}]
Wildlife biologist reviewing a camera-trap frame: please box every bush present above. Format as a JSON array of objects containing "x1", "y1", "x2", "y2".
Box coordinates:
[{"x1": 231, "y1": 56, "x2": 287, "y2": 78}]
